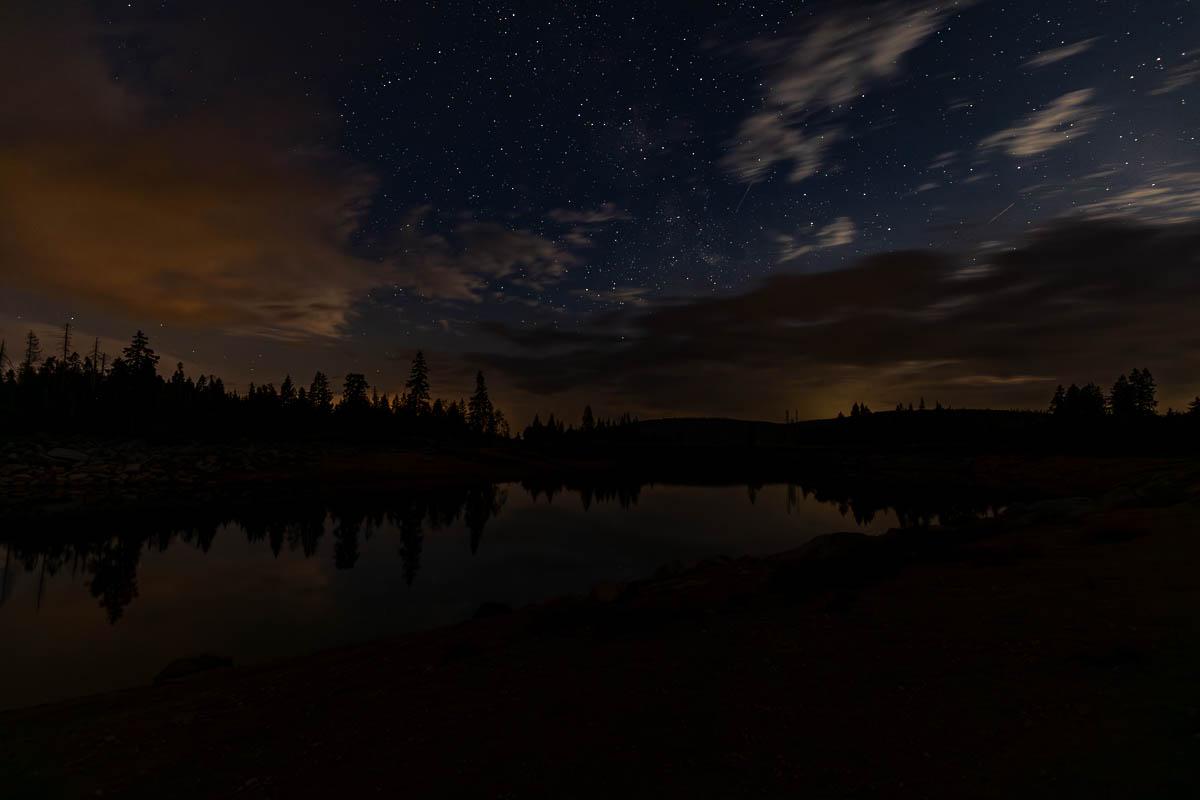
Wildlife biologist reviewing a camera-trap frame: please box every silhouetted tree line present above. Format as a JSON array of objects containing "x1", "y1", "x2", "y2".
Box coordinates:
[
  {"x1": 519, "y1": 475, "x2": 644, "y2": 509},
  {"x1": 521, "y1": 404, "x2": 640, "y2": 446},
  {"x1": 1048, "y1": 368, "x2": 1183, "y2": 420},
  {"x1": 0, "y1": 328, "x2": 510, "y2": 442},
  {"x1": 825, "y1": 368, "x2": 1193, "y2": 428},
  {"x1": 838, "y1": 397, "x2": 951, "y2": 419}
]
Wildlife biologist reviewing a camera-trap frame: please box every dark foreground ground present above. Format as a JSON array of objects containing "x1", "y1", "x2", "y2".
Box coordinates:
[{"x1": 4, "y1": 454, "x2": 1200, "y2": 798}]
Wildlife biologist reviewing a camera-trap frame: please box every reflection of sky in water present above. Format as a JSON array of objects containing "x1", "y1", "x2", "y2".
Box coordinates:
[{"x1": 0, "y1": 482, "x2": 978, "y2": 709}]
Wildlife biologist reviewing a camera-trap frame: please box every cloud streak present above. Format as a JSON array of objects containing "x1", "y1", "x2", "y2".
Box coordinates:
[
  {"x1": 776, "y1": 217, "x2": 858, "y2": 263},
  {"x1": 546, "y1": 203, "x2": 630, "y2": 224},
  {"x1": 1076, "y1": 170, "x2": 1200, "y2": 225},
  {"x1": 385, "y1": 212, "x2": 577, "y2": 303},
  {"x1": 979, "y1": 89, "x2": 1103, "y2": 157},
  {"x1": 723, "y1": 2, "x2": 966, "y2": 183},
  {"x1": 1022, "y1": 37, "x2": 1099, "y2": 69},
  {"x1": 1151, "y1": 54, "x2": 1200, "y2": 96}
]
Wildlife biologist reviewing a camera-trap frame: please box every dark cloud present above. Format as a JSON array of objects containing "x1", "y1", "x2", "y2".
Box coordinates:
[
  {"x1": 0, "y1": 3, "x2": 588, "y2": 338},
  {"x1": 476, "y1": 221, "x2": 1200, "y2": 417},
  {"x1": 0, "y1": 3, "x2": 382, "y2": 340}
]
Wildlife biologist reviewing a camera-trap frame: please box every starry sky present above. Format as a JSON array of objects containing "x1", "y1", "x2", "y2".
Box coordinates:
[{"x1": 2, "y1": 0, "x2": 1198, "y2": 422}]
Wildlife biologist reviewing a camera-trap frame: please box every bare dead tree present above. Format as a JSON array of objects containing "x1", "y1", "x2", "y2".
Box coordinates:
[{"x1": 61, "y1": 321, "x2": 72, "y2": 362}]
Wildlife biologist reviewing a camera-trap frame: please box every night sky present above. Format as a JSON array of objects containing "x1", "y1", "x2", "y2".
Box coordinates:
[{"x1": 2, "y1": 0, "x2": 1198, "y2": 422}]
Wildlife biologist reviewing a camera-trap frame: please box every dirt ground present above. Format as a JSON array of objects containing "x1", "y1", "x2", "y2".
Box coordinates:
[{"x1": 4, "y1": 455, "x2": 1200, "y2": 798}]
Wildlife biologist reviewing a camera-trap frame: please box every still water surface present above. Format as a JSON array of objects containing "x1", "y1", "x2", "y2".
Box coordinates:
[{"x1": 0, "y1": 480, "x2": 983, "y2": 709}]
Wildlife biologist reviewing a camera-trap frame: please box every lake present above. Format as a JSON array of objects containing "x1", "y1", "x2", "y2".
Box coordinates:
[{"x1": 0, "y1": 479, "x2": 994, "y2": 709}]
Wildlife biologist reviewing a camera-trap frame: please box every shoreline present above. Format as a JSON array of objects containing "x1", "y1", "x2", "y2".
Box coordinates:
[
  {"x1": 2, "y1": 429, "x2": 1185, "y2": 519},
  {"x1": 4, "y1": 457, "x2": 1200, "y2": 796}
]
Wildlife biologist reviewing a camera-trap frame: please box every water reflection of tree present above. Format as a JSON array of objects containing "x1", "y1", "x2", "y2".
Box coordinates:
[
  {"x1": 784, "y1": 480, "x2": 993, "y2": 530},
  {"x1": 521, "y1": 478, "x2": 642, "y2": 510},
  {"x1": 330, "y1": 503, "x2": 371, "y2": 570},
  {"x1": 397, "y1": 503, "x2": 423, "y2": 587},
  {"x1": 88, "y1": 536, "x2": 142, "y2": 623},
  {"x1": 465, "y1": 485, "x2": 506, "y2": 554},
  {"x1": 0, "y1": 544, "x2": 10, "y2": 607},
  {"x1": 1, "y1": 476, "x2": 998, "y2": 623}
]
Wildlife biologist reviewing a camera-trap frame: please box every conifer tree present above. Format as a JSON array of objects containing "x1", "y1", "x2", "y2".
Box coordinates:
[
  {"x1": 468, "y1": 371, "x2": 495, "y2": 435},
  {"x1": 341, "y1": 373, "x2": 370, "y2": 410},
  {"x1": 279, "y1": 375, "x2": 296, "y2": 406},
  {"x1": 1130, "y1": 368, "x2": 1158, "y2": 415},
  {"x1": 121, "y1": 330, "x2": 159, "y2": 379},
  {"x1": 405, "y1": 350, "x2": 431, "y2": 413},
  {"x1": 309, "y1": 371, "x2": 333, "y2": 413},
  {"x1": 1049, "y1": 385, "x2": 1066, "y2": 415},
  {"x1": 21, "y1": 330, "x2": 41, "y2": 378}
]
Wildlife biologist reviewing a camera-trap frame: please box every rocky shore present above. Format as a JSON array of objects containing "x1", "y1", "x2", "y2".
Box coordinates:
[
  {"x1": 0, "y1": 438, "x2": 544, "y2": 515},
  {"x1": 0, "y1": 439, "x2": 310, "y2": 506}
]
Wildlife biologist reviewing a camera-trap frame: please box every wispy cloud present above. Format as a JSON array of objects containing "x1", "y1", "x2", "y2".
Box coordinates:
[
  {"x1": 776, "y1": 217, "x2": 857, "y2": 263},
  {"x1": 546, "y1": 202, "x2": 630, "y2": 250},
  {"x1": 546, "y1": 203, "x2": 630, "y2": 224},
  {"x1": 571, "y1": 286, "x2": 653, "y2": 306},
  {"x1": 1022, "y1": 37, "x2": 1099, "y2": 69},
  {"x1": 979, "y1": 89, "x2": 1103, "y2": 157},
  {"x1": 928, "y1": 150, "x2": 958, "y2": 170},
  {"x1": 387, "y1": 212, "x2": 577, "y2": 303},
  {"x1": 723, "y1": 2, "x2": 967, "y2": 183},
  {"x1": 1077, "y1": 170, "x2": 1200, "y2": 225},
  {"x1": 1151, "y1": 54, "x2": 1200, "y2": 96}
]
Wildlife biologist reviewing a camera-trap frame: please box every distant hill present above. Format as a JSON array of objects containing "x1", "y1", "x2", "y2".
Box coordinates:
[{"x1": 630, "y1": 410, "x2": 1049, "y2": 449}]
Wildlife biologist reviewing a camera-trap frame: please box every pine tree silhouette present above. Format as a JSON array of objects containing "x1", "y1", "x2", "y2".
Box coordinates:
[
  {"x1": 20, "y1": 330, "x2": 41, "y2": 378},
  {"x1": 279, "y1": 375, "x2": 296, "y2": 406},
  {"x1": 121, "y1": 330, "x2": 159, "y2": 378},
  {"x1": 468, "y1": 371, "x2": 495, "y2": 435},
  {"x1": 341, "y1": 373, "x2": 370, "y2": 410},
  {"x1": 308, "y1": 371, "x2": 333, "y2": 413},
  {"x1": 405, "y1": 351, "x2": 431, "y2": 413}
]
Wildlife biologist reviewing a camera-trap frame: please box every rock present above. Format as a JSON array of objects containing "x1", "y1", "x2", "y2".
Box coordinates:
[
  {"x1": 153, "y1": 654, "x2": 233, "y2": 686},
  {"x1": 1005, "y1": 497, "x2": 1098, "y2": 524},
  {"x1": 796, "y1": 531, "x2": 872, "y2": 561},
  {"x1": 473, "y1": 601, "x2": 513, "y2": 619},
  {"x1": 589, "y1": 581, "x2": 627, "y2": 604},
  {"x1": 46, "y1": 448, "x2": 89, "y2": 463}
]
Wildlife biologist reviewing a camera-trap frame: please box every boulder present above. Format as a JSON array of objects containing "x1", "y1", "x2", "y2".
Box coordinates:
[
  {"x1": 153, "y1": 655, "x2": 233, "y2": 686},
  {"x1": 46, "y1": 448, "x2": 89, "y2": 463},
  {"x1": 473, "y1": 601, "x2": 513, "y2": 620}
]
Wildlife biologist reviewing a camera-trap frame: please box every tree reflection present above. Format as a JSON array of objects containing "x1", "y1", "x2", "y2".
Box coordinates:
[
  {"x1": 465, "y1": 484, "x2": 506, "y2": 555},
  {"x1": 0, "y1": 476, "x2": 999, "y2": 622},
  {"x1": 88, "y1": 536, "x2": 142, "y2": 624}
]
